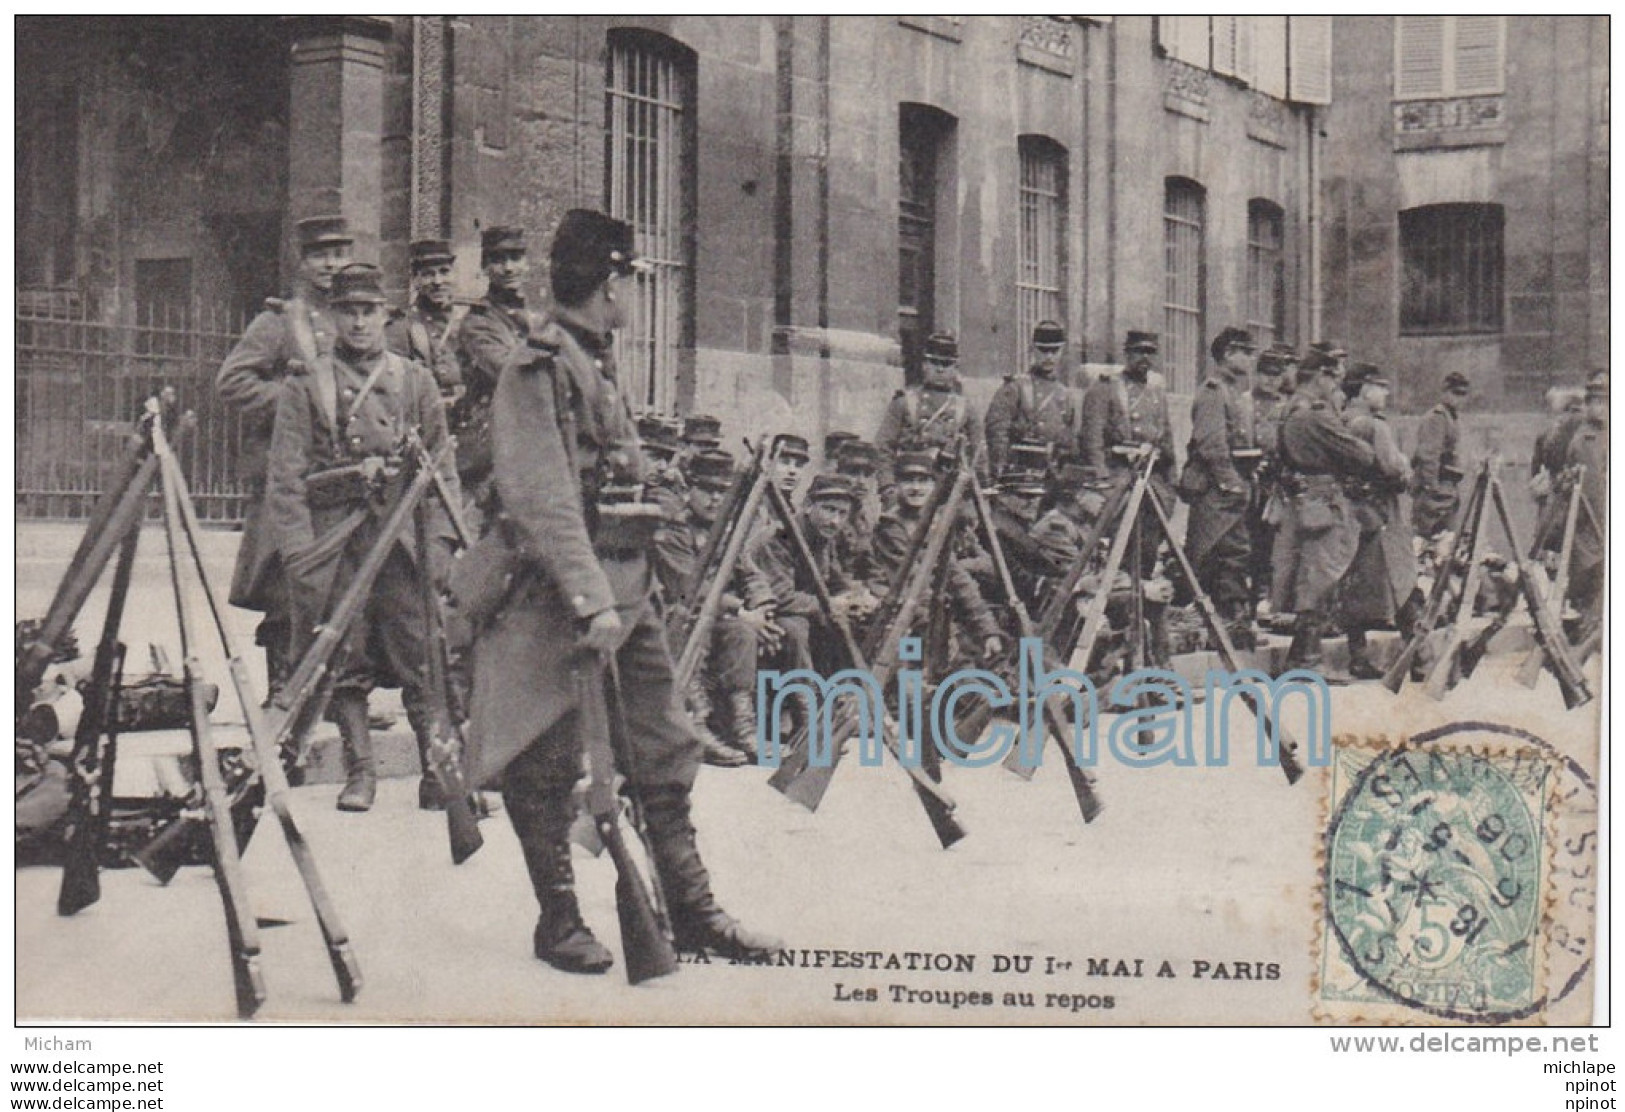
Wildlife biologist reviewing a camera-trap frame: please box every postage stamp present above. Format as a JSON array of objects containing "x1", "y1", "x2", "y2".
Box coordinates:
[{"x1": 1315, "y1": 729, "x2": 1558, "y2": 1025}]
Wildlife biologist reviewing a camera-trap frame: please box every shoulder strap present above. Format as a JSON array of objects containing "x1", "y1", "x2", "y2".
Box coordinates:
[
  {"x1": 408, "y1": 317, "x2": 433, "y2": 363},
  {"x1": 1018, "y1": 378, "x2": 1035, "y2": 420},
  {"x1": 286, "y1": 301, "x2": 339, "y2": 435},
  {"x1": 902, "y1": 389, "x2": 919, "y2": 429}
]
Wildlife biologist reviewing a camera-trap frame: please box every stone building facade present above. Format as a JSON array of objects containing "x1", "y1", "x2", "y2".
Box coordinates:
[
  {"x1": 18, "y1": 15, "x2": 1340, "y2": 510},
  {"x1": 1319, "y1": 16, "x2": 1609, "y2": 413}
]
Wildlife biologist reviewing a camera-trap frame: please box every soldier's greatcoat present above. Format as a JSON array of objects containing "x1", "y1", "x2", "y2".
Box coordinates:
[
  {"x1": 1338, "y1": 397, "x2": 1417, "y2": 626},
  {"x1": 985, "y1": 372, "x2": 1078, "y2": 476},
  {"x1": 1078, "y1": 374, "x2": 1177, "y2": 483},
  {"x1": 1181, "y1": 372, "x2": 1256, "y2": 601},
  {"x1": 1409, "y1": 400, "x2": 1462, "y2": 538},
  {"x1": 467, "y1": 316, "x2": 699, "y2": 791},
  {"x1": 264, "y1": 343, "x2": 457, "y2": 694},
  {"x1": 454, "y1": 290, "x2": 548, "y2": 485},
  {"x1": 1564, "y1": 415, "x2": 1607, "y2": 616},
  {"x1": 216, "y1": 294, "x2": 335, "y2": 610},
  {"x1": 1270, "y1": 395, "x2": 1377, "y2": 614},
  {"x1": 386, "y1": 299, "x2": 465, "y2": 398},
  {"x1": 874, "y1": 386, "x2": 986, "y2": 476}
]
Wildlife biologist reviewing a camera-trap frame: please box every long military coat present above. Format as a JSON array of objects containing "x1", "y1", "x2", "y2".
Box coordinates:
[
  {"x1": 1338, "y1": 398, "x2": 1417, "y2": 625},
  {"x1": 1181, "y1": 373, "x2": 1256, "y2": 571}
]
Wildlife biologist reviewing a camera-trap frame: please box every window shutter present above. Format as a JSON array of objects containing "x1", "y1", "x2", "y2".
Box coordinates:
[
  {"x1": 1253, "y1": 16, "x2": 1289, "y2": 99},
  {"x1": 1453, "y1": 16, "x2": 1505, "y2": 95},
  {"x1": 1236, "y1": 16, "x2": 1255, "y2": 85},
  {"x1": 1212, "y1": 16, "x2": 1239, "y2": 76},
  {"x1": 1396, "y1": 16, "x2": 1446, "y2": 99},
  {"x1": 1159, "y1": 16, "x2": 1210, "y2": 69},
  {"x1": 1288, "y1": 15, "x2": 1332, "y2": 104}
]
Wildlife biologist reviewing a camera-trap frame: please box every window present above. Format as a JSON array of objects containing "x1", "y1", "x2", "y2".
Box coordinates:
[
  {"x1": 1246, "y1": 200, "x2": 1285, "y2": 348},
  {"x1": 1162, "y1": 178, "x2": 1206, "y2": 393},
  {"x1": 1395, "y1": 17, "x2": 1506, "y2": 100},
  {"x1": 1399, "y1": 204, "x2": 1504, "y2": 335},
  {"x1": 605, "y1": 30, "x2": 696, "y2": 414},
  {"x1": 1017, "y1": 136, "x2": 1067, "y2": 365},
  {"x1": 1156, "y1": 17, "x2": 1328, "y2": 103},
  {"x1": 135, "y1": 258, "x2": 194, "y2": 357},
  {"x1": 16, "y1": 83, "x2": 78, "y2": 289},
  {"x1": 1157, "y1": 16, "x2": 1210, "y2": 69},
  {"x1": 899, "y1": 104, "x2": 955, "y2": 381}
]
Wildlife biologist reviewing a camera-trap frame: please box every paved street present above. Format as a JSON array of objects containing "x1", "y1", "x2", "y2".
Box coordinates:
[{"x1": 15, "y1": 524, "x2": 1599, "y2": 1024}]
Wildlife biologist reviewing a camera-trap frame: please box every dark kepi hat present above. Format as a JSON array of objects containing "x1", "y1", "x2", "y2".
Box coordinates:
[
  {"x1": 1211, "y1": 326, "x2": 1256, "y2": 363},
  {"x1": 480, "y1": 225, "x2": 527, "y2": 262},
  {"x1": 1125, "y1": 330, "x2": 1160, "y2": 354},
  {"x1": 1586, "y1": 371, "x2": 1608, "y2": 400},
  {"x1": 1348, "y1": 362, "x2": 1388, "y2": 389},
  {"x1": 686, "y1": 449, "x2": 737, "y2": 491},
  {"x1": 837, "y1": 439, "x2": 881, "y2": 474},
  {"x1": 1310, "y1": 339, "x2": 1348, "y2": 359},
  {"x1": 329, "y1": 263, "x2": 388, "y2": 305},
  {"x1": 894, "y1": 449, "x2": 938, "y2": 479},
  {"x1": 1007, "y1": 440, "x2": 1052, "y2": 475},
  {"x1": 823, "y1": 430, "x2": 859, "y2": 458},
  {"x1": 1257, "y1": 344, "x2": 1298, "y2": 375},
  {"x1": 409, "y1": 238, "x2": 456, "y2": 269},
  {"x1": 1032, "y1": 320, "x2": 1067, "y2": 349},
  {"x1": 771, "y1": 433, "x2": 812, "y2": 462},
  {"x1": 806, "y1": 473, "x2": 858, "y2": 505},
  {"x1": 296, "y1": 215, "x2": 353, "y2": 254},
  {"x1": 1443, "y1": 371, "x2": 1471, "y2": 393},
  {"x1": 682, "y1": 414, "x2": 723, "y2": 447},
  {"x1": 637, "y1": 414, "x2": 683, "y2": 454},
  {"x1": 924, "y1": 331, "x2": 959, "y2": 362},
  {"x1": 549, "y1": 209, "x2": 645, "y2": 304},
  {"x1": 1055, "y1": 462, "x2": 1095, "y2": 490}
]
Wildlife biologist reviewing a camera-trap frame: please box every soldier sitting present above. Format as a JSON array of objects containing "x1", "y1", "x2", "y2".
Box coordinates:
[
  {"x1": 867, "y1": 450, "x2": 1004, "y2": 667},
  {"x1": 835, "y1": 438, "x2": 885, "y2": 580},
  {"x1": 651, "y1": 449, "x2": 774, "y2": 767},
  {"x1": 637, "y1": 413, "x2": 688, "y2": 519},
  {"x1": 768, "y1": 432, "x2": 812, "y2": 497},
  {"x1": 980, "y1": 457, "x2": 1054, "y2": 615}
]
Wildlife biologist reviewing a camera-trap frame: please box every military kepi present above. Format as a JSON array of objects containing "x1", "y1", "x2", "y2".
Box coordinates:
[
  {"x1": 409, "y1": 238, "x2": 456, "y2": 269},
  {"x1": 296, "y1": 215, "x2": 352, "y2": 254},
  {"x1": 329, "y1": 263, "x2": 388, "y2": 305},
  {"x1": 1032, "y1": 320, "x2": 1066, "y2": 348},
  {"x1": 1125, "y1": 330, "x2": 1159, "y2": 353},
  {"x1": 480, "y1": 225, "x2": 527, "y2": 264}
]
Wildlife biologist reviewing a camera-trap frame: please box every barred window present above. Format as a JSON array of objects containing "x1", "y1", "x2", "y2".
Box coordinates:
[
  {"x1": 1246, "y1": 199, "x2": 1285, "y2": 348},
  {"x1": 1162, "y1": 177, "x2": 1206, "y2": 393},
  {"x1": 1017, "y1": 135, "x2": 1067, "y2": 365},
  {"x1": 1399, "y1": 203, "x2": 1504, "y2": 335},
  {"x1": 605, "y1": 30, "x2": 696, "y2": 414}
]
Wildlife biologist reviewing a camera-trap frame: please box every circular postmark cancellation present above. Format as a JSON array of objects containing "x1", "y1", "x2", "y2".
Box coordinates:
[{"x1": 1319, "y1": 724, "x2": 1569, "y2": 1024}]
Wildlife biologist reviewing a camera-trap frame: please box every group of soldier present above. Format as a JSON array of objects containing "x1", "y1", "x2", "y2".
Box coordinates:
[{"x1": 209, "y1": 208, "x2": 1606, "y2": 978}]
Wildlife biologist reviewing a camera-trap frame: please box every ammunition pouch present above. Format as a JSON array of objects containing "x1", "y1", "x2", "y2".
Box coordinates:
[
  {"x1": 593, "y1": 501, "x2": 665, "y2": 558},
  {"x1": 1290, "y1": 476, "x2": 1344, "y2": 534},
  {"x1": 305, "y1": 457, "x2": 399, "y2": 511},
  {"x1": 1438, "y1": 461, "x2": 1466, "y2": 484},
  {"x1": 447, "y1": 528, "x2": 521, "y2": 632}
]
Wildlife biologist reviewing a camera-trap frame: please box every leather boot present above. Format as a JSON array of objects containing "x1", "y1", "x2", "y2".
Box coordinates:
[
  {"x1": 1346, "y1": 628, "x2": 1382, "y2": 680},
  {"x1": 727, "y1": 690, "x2": 760, "y2": 762},
  {"x1": 1284, "y1": 610, "x2": 1324, "y2": 672},
  {"x1": 331, "y1": 692, "x2": 377, "y2": 812},
  {"x1": 1146, "y1": 603, "x2": 1173, "y2": 669},
  {"x1": 405, "y1": 700, "x2": 447, "y2": 812},
  {"x1": 505, "y1": 780, "x2": 613, "y2": 974},
  {"x1": 688, "y1": 679, "x2": 744, "y2": 768},
  {"x1": 1219, "y1": 600, "x2": 1257, "y2": 651},
  {"x1": 641, "y1": 784, "x2": 782, "y2": 961}
]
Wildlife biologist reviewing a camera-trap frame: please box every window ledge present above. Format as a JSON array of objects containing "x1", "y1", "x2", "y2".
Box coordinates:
[
  {"x1": 1246, "y1": 92, "x2": 1289, "y2": 149},
  {"x1": 1163, "y1": 61, "x2": 1212, "y2": 123},
  {"x1": 1017, "y1": 16, "x2": 1074, "y2": 75}
]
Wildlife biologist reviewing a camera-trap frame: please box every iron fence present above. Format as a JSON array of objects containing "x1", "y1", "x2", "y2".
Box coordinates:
[{"x1": 16, "y1": 297, "x2": 252, "y2": 523}]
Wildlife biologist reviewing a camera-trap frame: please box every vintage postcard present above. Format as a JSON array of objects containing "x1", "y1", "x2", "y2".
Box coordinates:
[{"x1": 14, "y1": 15, "x2": 1605, "y2": 1028}]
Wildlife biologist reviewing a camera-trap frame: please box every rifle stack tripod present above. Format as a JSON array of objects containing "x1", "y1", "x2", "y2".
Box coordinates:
[
  {"x1": 672, "y1": 442, "x2": 1304, "y2": 853},
  {"x1": 17, "y1": 394, "x2": 481, "y2": 1017}
]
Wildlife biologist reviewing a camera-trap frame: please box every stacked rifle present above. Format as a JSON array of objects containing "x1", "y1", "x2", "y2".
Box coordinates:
[{"x1": 1383, "y1": 456, "x2": 1592, "y2": 708}]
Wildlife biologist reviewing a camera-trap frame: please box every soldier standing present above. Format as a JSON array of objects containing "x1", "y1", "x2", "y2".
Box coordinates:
[
  {"x1": 1410, "y1": 371, "x2": 1471, "y2": 539},
  {"x1": 986, "y1": 320, "x2": 1078, "y2": 477},
  {"x1": 1249, "y1": 344, "x2": 1296, "y2": 621},
  {"x1": 1077, "y1": 330, "x2": 1176, "y2": 663},
  {"x1": 1528, "y1": 381, "x2": 1587, "y2": 551},
  {"x1": 1563, "y1": 373, "x2": 1607, "y2": 639},
  {"x1": 1272, "y1": 358, "x2": 1378, "y2": 670},
  {"x1": 1336, "y1": 366, "x2": 1417, "y2": 679},
  {"x1": 466, "y1": 209, "x2": 780, "y2": 973},
  {"x1": 385, "y1": 238, "x2": 465, "y2": 401},
  {"x1": 874, "y1": 331, "x2": 986, "y2": 480},
  {"x1": 264, "y1": 264, "x2": 461, "y2": 812},
  {"x1": 1179, "y1": 327, "x2": 1259, "y2": 646},
  {"x1": 456, "y1": 226, "x2": 548, "y2": 501},
  {"x1": 217, "y1": 214, "x2": 352, "y2": 702}
]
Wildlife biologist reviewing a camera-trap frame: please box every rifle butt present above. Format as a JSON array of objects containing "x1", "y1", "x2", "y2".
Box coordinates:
[
  {"x1": 446, "y1": 797, "x2": 485, "y2": 865},
  {"x1": 1513, "y1": 645, "x2": 1545, "y2": 688},
  {"x1": 1422, "y1": 634, "x2": 1462, "y2": 701},
  {"x1": 133, "y1": 818, "x2": 197, "y2": 885},
  {"x1": 781, "y1": 759, "x2": 838, "y2": 813},
  {"x1": 56, "y1": 840, "x2": 102, "y2": 917},
  {"x1": 1379, "y1": 647, "x2": 1412, "y2": 694},
  {"x1": 915, "y1": 783, "x2": 967, "y2": 849},
  {"x1": 602, "y1": 821, "x2": 679, "y2": 984}
]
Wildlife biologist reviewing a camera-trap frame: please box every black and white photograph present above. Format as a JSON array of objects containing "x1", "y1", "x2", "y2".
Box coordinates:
[{"x1": 10, "y1": 11, "x2": 1609, "y2": 1093}]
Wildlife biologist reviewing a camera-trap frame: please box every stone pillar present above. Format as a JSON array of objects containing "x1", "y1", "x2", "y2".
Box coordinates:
[{"x1": 285, "y1": 16, "x2": 393, "y2": 264}]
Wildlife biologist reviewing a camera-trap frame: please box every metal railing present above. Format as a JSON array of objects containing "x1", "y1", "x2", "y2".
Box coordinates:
[{"x1": 16, "y1": 297, "x2": 252, "y2": 523}]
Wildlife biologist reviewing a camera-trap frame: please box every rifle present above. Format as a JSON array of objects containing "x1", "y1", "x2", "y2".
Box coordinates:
[
  {"x1": 962, "y1": 467, "x2": 1105, "y2": 820},
  {"x1": 1514, "y1": 467, "x2": 1584, "y2": 687},
  {"x1": 575, "y1": 655, "x2": 679, "y2": 984},
  {"x1": 673, "y1": 454, "x2": 772, "y2": 691},
  {"x1": 1422, "y1": 460, "x2": 1500, "y2": 700},
  {"x1": 675, "y1": 443, "x2": 763, "y2": 625},
  {"x1": 1381, "y1": 465, "x2": 1490, "y2": 694},
  {"x1": 763, "y1": 475, "x2": 966, "y2": 849},
  {"x1": 136, "y1": 440, "x2": 457, "y2": 882},
  {"x1": 153, "y1": 408, "x2": 266, "y2": 1018}
]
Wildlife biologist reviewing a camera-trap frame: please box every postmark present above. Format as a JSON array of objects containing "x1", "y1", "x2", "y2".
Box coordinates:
[{"x1": 1316, "y1": 730, "x2": 1557, "y2": 1024}]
